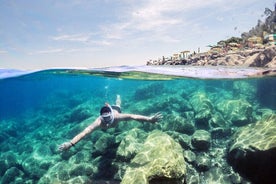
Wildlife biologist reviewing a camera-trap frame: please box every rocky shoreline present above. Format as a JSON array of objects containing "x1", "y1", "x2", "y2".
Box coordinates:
[{"x1": 147, "y1": 46, "x2": 276, "y2": 68}]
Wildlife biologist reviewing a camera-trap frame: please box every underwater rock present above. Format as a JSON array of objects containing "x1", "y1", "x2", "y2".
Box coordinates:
[
  {"x1": 191, "y1": 130, "x2": 211, "y2": 151},
  {"x1": 0, "y1": 120, "x2": 19, "y2": 144},
  {"x1": 185, "y1": 164, "x2": 200, "y2": 184},
  {"x1": 233, "y1": 81, "x2": 256, "y2": 102},
  {"x1": 67, "y1": 105, "x2": 92, "y2": 123},
  {"x1": 203, "y1": 167, "x2": 232, "y2": 183},
  {"x1": 182, "y1": 111, "x2": 195, "y2": 123},
  {"x1": 227, "y1": 113, "x2": 276, "y2": 184},
  {"x1": 38, "y1": 162, "x2": 69, "y2": 183},
  {"x1": 179, "y1": 98, "x2": 193, "y2": 112},
  {"x1": 162, "y1": 114, "x2": 195, "y2": 135},
  {"x1": 69, "y1": 164, "x2": 88, "y2": 177},
  {"x1": 69, "y1": 150, "x2": 92, "y2": 164},
  {"x1": 112, "y1": 161, "x2": 129, "y2": 181},
  {"x1": 184, "y1": 150, "x2": 196, "y2": 164},
  {"x1": 22, "y1": 157, "x2": 48, "y2": 180},
  {"x1": 38, "y1": 161, "x2": 94, "y2": 184},
  {"x1": 116, "y1": 128, "x2": 148, "y2": 162},
  {"x1": 167, "y1": 96, "x2": 193, "y2": 112},
  {"x1": 92, "y1": 134, "x2": 116, "y2": 157},
  {"x1": 166, "y1": 131, "x2": 191, "y2": 150},
  {"x1": 133, "y1": 83, "x2": 165, "y2": 100},
  {"x1": 217, "y1": 99, "x2": 253, "y2": 126},
  {"x1": 152, "y1": 95, "x2": 192, "y2": 113},
  {"x1": 66, "y1": 176, "x2": 92, "y2": 183},
  {"x1": 21, "y1": 143, "x2": 60, "y2": 181},
  {"x1": 0, "y1": 152, "x2": 18, "y2": 177},
  {"x1": 211, "y1": 127, "x2": 232, "y2": 140},
  {"x1": 36, "y1": 144, "x2": 54, "y2": 157},
  {"x1": 229, "y1": 172, "x2": 244, "y2": 184},
  {"x1": 190, "y1": 93, "x2": 213, "y2": 129},
  {"x1": 195, "y1": 153, "x2": 211, "y2": 172},
  {"x1": 121, "y1": 130, "x2": 186, "y2": 184},
  {"x1": 209, "y1": 112, "x2": 227, "y2": 129},
  {"x1": 177, "y1": 134, "x2": 191, "y2": 150},
  {"x1": 1, "y1": 167, "x2": 24, "y2": 184},
  {"x1": 91, "y1": 156, "x2": 117, "y2": 179}
]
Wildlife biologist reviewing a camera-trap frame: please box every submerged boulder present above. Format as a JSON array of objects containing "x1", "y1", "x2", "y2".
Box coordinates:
[
  {"x1": 233, "y1": 81, "x2": 256, "y2": 102},
  {"x1": 1, "y1": 167, "x2": 24, "y2": 184},
  {"x1": 0, "y1": 152, "x2": 18, "y2": 177},
  {"x1": 116, "y1": 128, "x2": 148, "y2": 162},
  {"x1": 217, "y1": 99, "x2": 253, "y2": 126},
  {"x1": 162, "y1": 114, "x2": 195, "y2": 135},
  {"x1": 194, "y1": 153, "x2": 211, "y2": 172},
  {"x1": 134, "y1": 83, "x2": 165, "y2": 101},
  {"x1": 203, "y1": 167, "x2": 233, "y2": 184},
  {"x1": 190, "y1": 93, "x2": 213, "y2": 129},
  {"x1": 38, "y1": 161, "x2": 94, "y2": 184},
  {"x1": 92, "y1": 134, "x2": 116, "y2": 157},
  {"x1": 227, "y1": 113, "x2": 276, "y2": 184},
  {"x1": 166, "y1": 131, "x2": 191, "y2": 150},
  {"x1": 191, "y1": 130, "x2": 211, "y2": 151},
  {"x1": 121, "y1": 130, "x2": 186, "y2": 184},
  {"x1": 209, "y1": 112, "x2": 227, "y2": 129}
]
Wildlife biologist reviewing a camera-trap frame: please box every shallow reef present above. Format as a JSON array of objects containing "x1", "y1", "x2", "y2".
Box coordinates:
[{"x1": 0, "y1": 74, "x2": 275, "y2": 184}]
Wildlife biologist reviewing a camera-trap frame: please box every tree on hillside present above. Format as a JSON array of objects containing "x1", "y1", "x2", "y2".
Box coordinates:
[
  {"x1": 217, "y1": 37, "x2": 242, "y2": 47},
  {"x1": 263, "y1": 4, "x2": 276, "y2": 33},
  {"x1": 241, "y1": 3, "x2": 276, "y2": 42}
]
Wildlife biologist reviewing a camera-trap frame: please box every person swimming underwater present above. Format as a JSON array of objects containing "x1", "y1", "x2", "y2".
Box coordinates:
[{"x1": 58, "y1": 95, "x2": 162, "y2": 151}]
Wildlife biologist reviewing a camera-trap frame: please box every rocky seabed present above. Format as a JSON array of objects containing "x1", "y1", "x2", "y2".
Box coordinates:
[{"x1": 0, "y1": 81, "x2": 275, "y2": 184}]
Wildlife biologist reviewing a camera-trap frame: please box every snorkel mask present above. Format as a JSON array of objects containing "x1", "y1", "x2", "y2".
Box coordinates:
[{"x1": 100, "y1": 103, "x2": 114, "y2": 125}]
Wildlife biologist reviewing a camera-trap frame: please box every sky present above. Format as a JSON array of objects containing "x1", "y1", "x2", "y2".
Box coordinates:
[{"x1": 0, "y1": 0, "x2": 275, "y2": 70}]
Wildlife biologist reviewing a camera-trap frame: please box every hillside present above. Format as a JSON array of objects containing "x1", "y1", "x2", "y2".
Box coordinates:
[{"x1": 147, "y1": 4, "x2": 276, "y2": 68}]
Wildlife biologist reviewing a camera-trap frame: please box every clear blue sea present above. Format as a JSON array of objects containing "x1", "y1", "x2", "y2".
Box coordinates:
[{"x1": 0, "y1": 66, "x2": 275, "y2": 184}]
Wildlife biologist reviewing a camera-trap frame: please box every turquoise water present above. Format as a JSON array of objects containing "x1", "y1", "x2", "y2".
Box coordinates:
[{"x1": 0, "y1": 67, "x2": 275, "y2": 183}]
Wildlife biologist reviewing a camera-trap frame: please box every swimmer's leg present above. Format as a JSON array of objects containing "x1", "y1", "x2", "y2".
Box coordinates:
[{"x1": 116, "y1": 94, "x2": 121, "y2": 107}]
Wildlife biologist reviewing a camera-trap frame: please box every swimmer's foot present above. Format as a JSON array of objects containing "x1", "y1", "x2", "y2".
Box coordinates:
[{"x1": 116, "y1": 94, "x2": 121, "y2": 107}]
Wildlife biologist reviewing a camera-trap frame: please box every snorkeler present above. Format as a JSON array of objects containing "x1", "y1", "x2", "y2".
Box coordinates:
[{"x1": 58, "y1": 95, "x2": 162, "y2": 151}]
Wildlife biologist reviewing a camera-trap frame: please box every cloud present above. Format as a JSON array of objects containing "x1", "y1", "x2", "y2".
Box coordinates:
[
  {"x1": 29, "y1": 48, "x2": 65, "y2": 55},
  {"x1": 28, "y1": 46, "x2": 103, "y2": 55},
  {"x1": 99, "y1": 0, "x2": 259, "y2": 45},
  {"x1": 51, "y1": 32, "x2": 111, "y2": 46},
  {"x1": 101, "y1": 22, "x2": 130, "y2": 40},
  {"x1": 46, "y1": 0, "x2": 261, "y2": 49},
  {"x1": 51, "y1": 33, "x2": 91, "y2": 42},
  {"x1": 130, "y1": 1, "x2": 183, "y2": 30},
  {"x1": 92, "y1": 40, "x2": 112, "y2": 46},
  {"x1": 0, "y1": 50, "x2": 8, "y2": 54},
  {"x1": 100, "y1": 0, "x2": 227, "y2": 44}
]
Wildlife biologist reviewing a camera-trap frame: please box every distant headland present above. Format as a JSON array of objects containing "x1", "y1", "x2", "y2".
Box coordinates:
[{"x1": 147, "y1": 4, "x2": 276, "y2": 68}]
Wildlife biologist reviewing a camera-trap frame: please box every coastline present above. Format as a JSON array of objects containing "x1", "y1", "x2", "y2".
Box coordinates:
[{"x1": 147, "y1": 46, "x2": 276, "y2": 68}]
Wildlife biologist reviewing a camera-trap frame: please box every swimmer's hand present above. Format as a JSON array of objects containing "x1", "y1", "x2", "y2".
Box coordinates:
[
  {"x1": 150, "y1": 112, "x2": 163, "y2": 123},
  {"x1": 58, "y1": 142, "x2": 73, "y2": 151}
]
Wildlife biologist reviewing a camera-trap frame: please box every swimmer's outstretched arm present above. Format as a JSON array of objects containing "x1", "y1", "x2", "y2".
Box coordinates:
[
  {"x1": 58, "y1": 117, "x2": 101, "y2": 151},
  {"x1": 117, "y1": 112, "x2": 162, "y2": 123}
]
